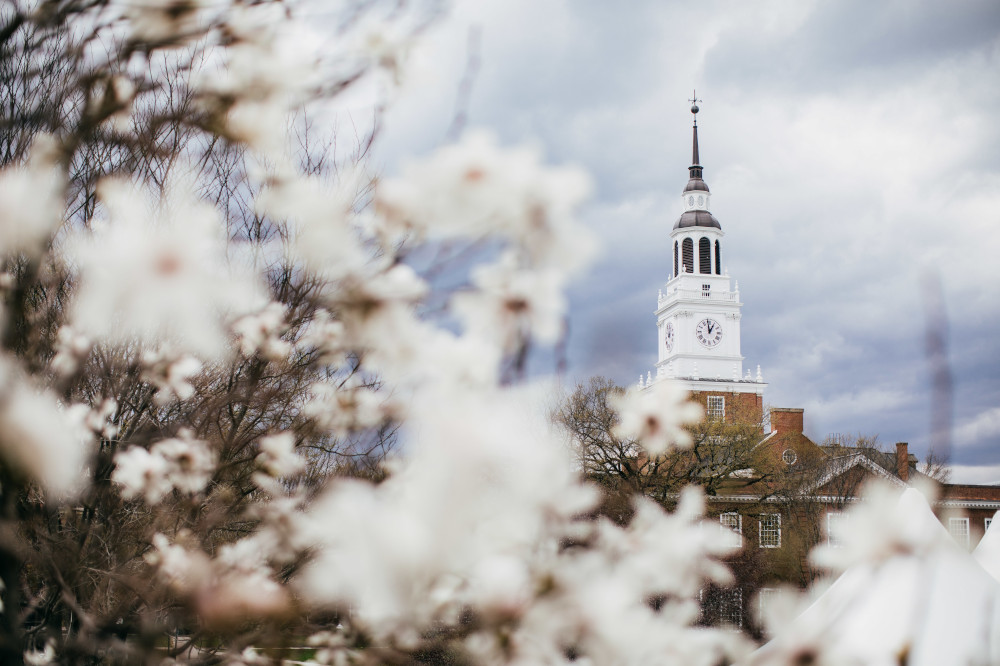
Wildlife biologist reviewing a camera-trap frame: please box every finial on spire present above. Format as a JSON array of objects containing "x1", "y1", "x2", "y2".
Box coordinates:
[
  {"x1": 688, "y1": 90, "x2": 702, "y2": 124},
  {"x1": 687, "y1": 91, "x2": 703, "y2": 168}
]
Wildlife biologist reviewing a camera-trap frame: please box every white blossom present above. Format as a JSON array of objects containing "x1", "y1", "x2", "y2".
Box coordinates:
[
  {"x1": 375, "y1": 131, "x2": 595, "y2": 274},
  {"x1": 611, "y1": 380, "x2": 703, "y2": 456},
  {"x1": 0, "y1": 363, "x2": 88, "y2": 499},
  {"x1": 141, "y1": 349, "x2": 202, "y2": 405},
  {"x1": 453, "y1": 250, "x2": 568, "y2": 349},
  {"x1": 68, "y1": 178, "x2": 265, "y2": 359},
  {"x1": 0, "y1": 134, "x2": 64, "y2": 258},
  {"x1": 232, "y1": 302, "x2": 292, "y2": 361},
  {"x1": 255, "y1": 432, "x2": 305, "y2": 479},
  {"x1": 194, "y1": 4, "x2": 321, "y2": 156},
  {"x1": 112, "y1": 430, "x2": 215, "y2": 503},
  {"x1": 257, "y1": 173, "x2": 369, "y2": 282},
  {"x1": 23, "y1": 639, "x2": 55, "y2": 666},
  {"x1": 302, "y1": 380, "x2": 392, "y2": 438},
  {"x1": 298, "y1": 309, "x2": 347, "y2": 367},
  {"x1": 49, "y1": 326, "x2": 91, "y2": 377},
  {"x1": 112, "y1": 446, "x2": 173, "y2": 505},
  {"x1": 124, "y1": 0, "x2": 207, "y2": 45}
]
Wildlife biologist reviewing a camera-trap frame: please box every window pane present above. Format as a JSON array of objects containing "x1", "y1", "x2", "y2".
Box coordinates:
[
  {"x1": 759, "y1": 514, "x2": 781, "y2": 548},
  {"x1": 949, "y1": 517, "x2": 970, "y2": 548},
  {"x1": 720, "y1": 512, "x2": 741, "y2": 548}
]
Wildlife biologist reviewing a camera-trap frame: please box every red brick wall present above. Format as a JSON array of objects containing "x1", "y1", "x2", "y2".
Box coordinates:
[{"x1": 771, "y1": 408, "x2": 803, "y2": 434}]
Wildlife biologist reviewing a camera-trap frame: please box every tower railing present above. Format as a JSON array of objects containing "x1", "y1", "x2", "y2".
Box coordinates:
[{"x1": 658, "y1": 287, "x2": 739, "y2": 307}]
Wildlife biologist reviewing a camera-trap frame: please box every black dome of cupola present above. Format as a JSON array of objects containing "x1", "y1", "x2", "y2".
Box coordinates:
[{"x1": 673, "y1": 95, "x2": 721, "y2": 230}]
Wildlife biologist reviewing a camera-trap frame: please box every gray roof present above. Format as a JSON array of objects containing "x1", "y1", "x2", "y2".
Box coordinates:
[{"x1": 674, "y1": 210, "x2": 721, "y2": 230}]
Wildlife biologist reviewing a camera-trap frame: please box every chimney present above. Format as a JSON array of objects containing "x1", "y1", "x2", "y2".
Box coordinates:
[
  {"x1": 896, "y1": 442, "x2": 909, "y2": 482},
  {"x1": 770, "y1": 408, "x2": 803, "y2": 434}
]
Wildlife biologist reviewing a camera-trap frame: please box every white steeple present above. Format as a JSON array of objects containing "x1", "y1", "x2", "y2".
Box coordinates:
[{"x1": 643, "y1": 95, "x2": 765, "y2": 399}]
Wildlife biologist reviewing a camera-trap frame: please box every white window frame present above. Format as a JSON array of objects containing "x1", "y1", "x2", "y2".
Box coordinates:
[
  {"x1": 758, "y1": 587, "x2": 778, "y2": 617},
  {"x1": 759, "y1": 513, "x2": 781, "y2": 548},
  {"x1": 986, "y1": 517, "x2": 993, "y2": 533},
  {"x1": 719, "y1": 512, "x2": 742, "y2": 548},
  {"x1": 707, "y1": 395, "x2": 725, "y2": 420},
  {"x1": 949, "y1": 517, "x2": 970, "y2": 548},
  {"x1": 826, "y1": 511, "x2": 848, "y2": 548}
]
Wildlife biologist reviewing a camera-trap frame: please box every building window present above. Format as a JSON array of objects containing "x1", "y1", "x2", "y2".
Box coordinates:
[
  {"x1": 827, "y1": 511, "x2": 848, "y2": 548},
  {"x1": 718, "y1": 588, "x2": 743, "y2": 629},
  {"x1": 715, "y1": 239, "x2": 721, "y2": 275},
  {"x1": 949, "y1": 517, "x2": 970, "y2": 548},
  {"x1": 759, "y1": 514, "x2": 781, "y2": 548},
  {"x1": 758, "y1": 587, "x2": 778, "y2": 617},
  {"x1": 720, "y1": 512, "x2": 742, "y2": 548},
  {"x1": 674, "y1": 241, "x2": 679, "y2": 277},
  {"x1": 781, "y1": 448, "x2": 797, "y2": 465},
  {"x1": 702, "y1": 587, "x2": 743, "y2": 630},
  {"x1": 699, "y1": 237, "x2": 711, "y2": 274},
  {"x1": 682, "y1": 238, "x2": 694, "y2": 274},
  {"x1": 702, "y1": 283, "x2": 711, "y2": 297},
  {"x1": 987, "y1": 517, "x2": 993, "y2": 533},
  {"x1": 707, "y1": 395, "x2": 725, "y2": 420}
]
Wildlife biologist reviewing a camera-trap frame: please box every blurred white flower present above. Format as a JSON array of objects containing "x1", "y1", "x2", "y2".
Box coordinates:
[
  {"x1": 68, "y1": 178, "x2": 265, "y2": 359},
  {"x1": 302, "y1": 380, "x2": 391, "y2": 438},
  {"x1": 810, "y1": 483, "x2": 951, "y2": 573},
  {"x1": 112, "y1": 446, "x2": 172, "y2": 505},
  {"x1": 23, "y1": 639, "x2": 55, "y2": 666},
  {"x1": 0, "y1": 134, "x2": 64, "y2": 258},
  {"x1": 154, "y1": 431, "x2": 215, "y2": 494},
  {"x1": 145, "y1": 533, "x2": 211, "y2": 593},
  {"x1": 256, "y1": 432, "x2": 305, "y2": 478},
  {"x1": 375, "y1": 131, "x2": 594, "y2": 274},
  {"x1": 195, "y1": 4, "x2": 321, "y2": 156},
  {"x1": 112, "y1": 430, "x2": 215, "y2": 503},
  {"x1": 0, "y1": 362, "x2": 88, "y2": 499},
  {"x1": 232, "y1": 302, "x2": 291, "y2": 361},
  {"x1": 298, "y1": 309, "x2": 347, "y2": 367},
  {"x1": 66, "y1": 398, "x2": 118, "y2": 441},
  {"x1": 124, "y1": 0, "x2": 207, "y2": 45},
  {"x1": 141, "y1": 349, "x2": 202, "y2": 405},
  {"x1": 453, "y1": 250, "x2": 567, "y2": 349},
  {"x1": 49, "y1": 325, "x2": 91, "y2": 377},
  {"x1": 257, "y1": 174, "x2": 369, "y2": 282},
  {"x1": 611, "y1": 381, "x2": 703, "y2": 456}
]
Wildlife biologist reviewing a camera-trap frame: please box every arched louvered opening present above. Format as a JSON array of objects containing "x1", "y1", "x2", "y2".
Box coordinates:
[
  {"x1": 682, "y1": 238, "x2": 693, "y2": 274},
  {"x1": 699, "y1": 237, "x2": 711, "y2": 274},
  {"x1": 715, "y1": 240, "x2": 721, "y2": 275},
  {"x1": 674, "y1": 241, "x2": 679, "y2": 277}
]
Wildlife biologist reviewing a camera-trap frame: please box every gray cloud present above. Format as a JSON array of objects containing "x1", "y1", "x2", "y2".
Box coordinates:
[{"x1": 375, "y1": 0, "x2": 1000, "y2": 480}]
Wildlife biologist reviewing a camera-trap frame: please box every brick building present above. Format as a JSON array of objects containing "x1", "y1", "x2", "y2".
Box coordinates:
[{"x1": 638, "y1": 101, "x2": 1000, "y2": 633}]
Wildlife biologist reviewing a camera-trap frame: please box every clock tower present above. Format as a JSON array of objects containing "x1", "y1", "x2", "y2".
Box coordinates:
[{"x1": 640, "y1": 98, "x2": 766, "y2": 411}]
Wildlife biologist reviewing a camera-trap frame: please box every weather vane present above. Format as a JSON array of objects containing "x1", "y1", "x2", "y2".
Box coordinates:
[{"x1": 688, "y1": 90, "x2": 702, "y2": 123}]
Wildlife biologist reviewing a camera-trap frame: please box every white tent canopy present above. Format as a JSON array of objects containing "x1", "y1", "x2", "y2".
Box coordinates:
[
  {"x1": 750, "y1": 489, "x2": 1000, "y2": 665},
  {"x1": 973, "y1": 509, "x2": 1000, "y2": 583}
]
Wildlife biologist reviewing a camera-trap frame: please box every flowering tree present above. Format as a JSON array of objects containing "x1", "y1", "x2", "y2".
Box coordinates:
[
  {"x1": 0, "y1": 1, "x2": 986, "y2": 665},
  {"x1": 0, "y1": 2, "x2": 754, "y2": 664}
]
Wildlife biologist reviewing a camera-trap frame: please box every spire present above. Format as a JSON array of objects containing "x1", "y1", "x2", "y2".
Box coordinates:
[
  {"x1": 687, "y1": 90, "x2": 705, "y2": 184},
  {"x1": 690, "y1": 90, "x2": 701, "y2": 167},
  {"x1": 674, "y1": 91, "x2": 719, "y2": 229}
]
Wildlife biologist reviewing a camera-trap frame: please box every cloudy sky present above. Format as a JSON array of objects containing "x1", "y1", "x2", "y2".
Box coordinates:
[{"x1": 365, "y1": 0, "x2": 1000, "y2": 481}]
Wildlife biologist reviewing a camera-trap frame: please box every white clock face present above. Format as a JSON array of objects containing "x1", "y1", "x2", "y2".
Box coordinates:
[
  {"x1": 695, "y1": 318, "x2": 723, "y2": 348},
  {"x1": 663, "y1": 322, "x2": 675, "y2": 352}
]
